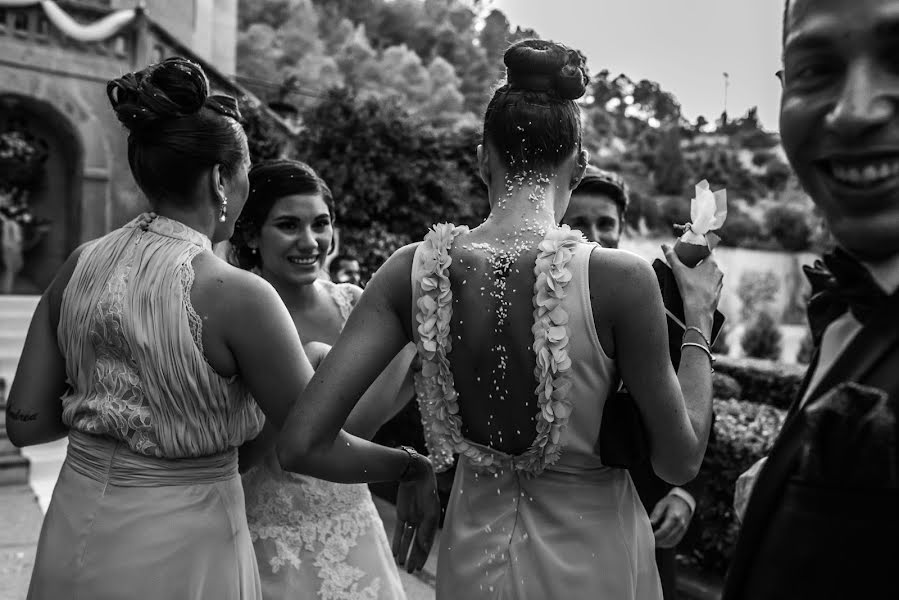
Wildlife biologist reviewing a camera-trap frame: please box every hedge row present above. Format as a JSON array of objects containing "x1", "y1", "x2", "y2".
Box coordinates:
[
  {"x1": 679, "y1": 398, "x2": 787, "y2": 575},
  {"x1": 712, "y1": 355, "x2": 805, "y2": 409}
]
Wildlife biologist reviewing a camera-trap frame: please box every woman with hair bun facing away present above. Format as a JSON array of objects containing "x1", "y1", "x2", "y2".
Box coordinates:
[
  {"x1": 277, "y1": 39, "x2": 722, "y2": 599},
  {"x1": 9, "y1": 56, "x2": 440, "y2": 600},
  {"x1": 7, "y1": 57, "x2": 339, "y2": 600}
]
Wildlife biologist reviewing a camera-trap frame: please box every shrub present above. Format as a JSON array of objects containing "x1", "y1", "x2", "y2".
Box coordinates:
[
  {"x1": 718, "y1": 208, "x2": 764, "y2": 248},
  {"x1": 737, "y1": 270, "x2": 779, "y2": 321},
  {"x1": 712, "y1": 372, "x2": 742, "y2": 400},
  {"x1": 712, "y1": 355, "x2": 805, "y2": 409},
  {"x1": 741, "y1": 312, "x2": 783, "y2": 361},
  {"x1": 764, "y1": 204, "x2": 812, "y2": 251},
  {"x1": 680, "y1": 398, "x2": 787, "y2": 575},
  {"x1": 658, "y1": 195, "x2": 691, "y2": 230}
]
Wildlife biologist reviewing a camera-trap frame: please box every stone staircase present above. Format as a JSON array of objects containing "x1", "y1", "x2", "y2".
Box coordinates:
[{"x1": 0, "y1": 295, "x2": 40, "y2": 486}]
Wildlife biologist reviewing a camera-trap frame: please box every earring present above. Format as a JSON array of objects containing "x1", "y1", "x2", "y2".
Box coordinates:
[
  {"x1": 250, "y1": 247, "x2": 258, "y2": 255},
  {"x1": 219, "y1": 195, "x2": 228, "y2": 223}
]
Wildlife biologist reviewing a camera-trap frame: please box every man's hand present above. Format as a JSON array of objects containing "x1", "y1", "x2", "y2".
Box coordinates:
[{"x1": 651, "y1": 494, "x2": 694, "y2": 548}]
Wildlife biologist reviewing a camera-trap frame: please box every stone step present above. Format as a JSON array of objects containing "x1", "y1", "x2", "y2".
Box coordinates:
[
  {"x1": 0, "y1": 335, "x2": 25, "y2": 357},
  {"x1": 0, "y1": 295, "x2": 40, "y2": 312},
  {"x1": 0, "y1": 452, "x2": 29, "y2": 486},
  {"x1": 0, "y1": 295, "x2": 41, "y2": 389}
]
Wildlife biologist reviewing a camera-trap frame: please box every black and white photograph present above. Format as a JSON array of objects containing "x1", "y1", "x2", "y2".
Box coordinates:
[{"x1": 1, "y1": 0, "x2": 897, "y2": 598}]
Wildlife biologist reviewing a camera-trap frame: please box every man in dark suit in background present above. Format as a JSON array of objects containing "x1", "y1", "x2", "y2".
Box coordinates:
[
  {"x1": 724, "y1": 1, "x2": 899, "y2": 598},
  {"x1": 565, "y1": 167, "x2": 700, "y2": 599}
]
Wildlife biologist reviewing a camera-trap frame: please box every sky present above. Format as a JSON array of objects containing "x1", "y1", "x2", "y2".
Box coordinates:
[{"x1": 489, "y1": 0, "x2": 786, "y2": 132}]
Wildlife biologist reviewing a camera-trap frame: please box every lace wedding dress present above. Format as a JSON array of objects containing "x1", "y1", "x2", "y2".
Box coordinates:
[
  {"x1": 412, "y1": 224, "x2": 662, "y2": 600},
  {"x1": 242, "y1": 280, "x2": 406, "y2": 600}
]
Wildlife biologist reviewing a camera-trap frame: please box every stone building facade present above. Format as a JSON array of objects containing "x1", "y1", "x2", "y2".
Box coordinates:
[{"x1": 0, "y1": 1, "x2": 276, "y2": 292}]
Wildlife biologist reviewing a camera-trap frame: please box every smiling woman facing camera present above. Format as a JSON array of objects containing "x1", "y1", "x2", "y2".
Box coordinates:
[
  {"x1": 230, "y1": 159, "x2": 414, "y2": 599},
  {"x1": 5, "y1": 57, "x2": 318, "y2": 600}
]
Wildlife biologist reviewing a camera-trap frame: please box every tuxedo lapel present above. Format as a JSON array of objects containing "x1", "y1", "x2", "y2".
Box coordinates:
[
  {"x1": 802, "y1": 295, "x2": 899, "y2": 407},
  {"x1": 784, "y1": 348, "x2": 820, "y2": 422}
]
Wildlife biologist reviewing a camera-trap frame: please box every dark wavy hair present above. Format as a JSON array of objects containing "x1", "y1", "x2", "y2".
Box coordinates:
[
  {"x1": 106, "y1": 57, "x2": 247, "y2": 205},
  {"x1": 229, "y1": 159, "x2": 334, "y2": 271},
  {"x1": 483, "y1": 39, "x2": 589, "y2": 173}
]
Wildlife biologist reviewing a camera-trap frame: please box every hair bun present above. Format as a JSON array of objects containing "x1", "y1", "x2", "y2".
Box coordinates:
[
  {"x1": 107, "y1": 57, "x2": 210, "y2": 133},
  {"x1": 504, "y1": 39, "x2": 588, "y2": 100}
]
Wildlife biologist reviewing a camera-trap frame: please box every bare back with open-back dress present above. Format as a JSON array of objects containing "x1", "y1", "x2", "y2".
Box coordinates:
[{"x1": 411, "y1": 223, "x2": 662, "y2": 600}]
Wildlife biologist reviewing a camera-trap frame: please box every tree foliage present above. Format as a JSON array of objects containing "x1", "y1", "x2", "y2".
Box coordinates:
[
  {"x1": 237, "y1": 0, "x2": 529, "y2": 121},
  {"x1": 292, "y1": 89, "x2": 487, "y2": 276},
  {"x1": 236, "y1": 0, "x2": 818, "y2": 254}
]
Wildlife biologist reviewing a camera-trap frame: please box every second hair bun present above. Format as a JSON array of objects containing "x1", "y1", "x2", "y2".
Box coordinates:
[
  {"x1": 504, "y1": 39, "x2": 588, "y2": 100},
  {"x1": 107, "y1": 57, "x2": 210, "y2": 133}
]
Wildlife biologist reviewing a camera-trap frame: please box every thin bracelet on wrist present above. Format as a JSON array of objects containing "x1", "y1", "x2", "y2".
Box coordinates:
[
  {"x1": 397, "y1": 445, "x2": 421, "y2": 482},
  {"x1": 681, "y1": 341, "x2": 715, "y2": 372},
  {"x1": 683, "y1": 325, "x2": 711, "y2": 347}
]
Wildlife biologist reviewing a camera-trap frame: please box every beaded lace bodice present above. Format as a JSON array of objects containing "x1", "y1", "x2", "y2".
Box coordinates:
[
  {"x1": 243, "y1": 279, "x2": 394, "y2": 600},
  {"x1": 58, "y1": 213, "x2": 263, "y2": 458}
]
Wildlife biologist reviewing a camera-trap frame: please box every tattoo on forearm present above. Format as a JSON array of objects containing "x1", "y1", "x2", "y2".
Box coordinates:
[{"x1": 7, "y1": 408, "x2": 38, "y2": 422}]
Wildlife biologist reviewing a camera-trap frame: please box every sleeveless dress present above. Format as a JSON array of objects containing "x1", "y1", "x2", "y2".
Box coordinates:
[
  {"x1": 27, "y1": 213, "x2": 265, "y2": 600},
  {"x1": 241, "y1": 280, "x2": 407, "y2": 600},
  {"x1": 411, "y1": 224, "x2": 662, "y2": 600}
]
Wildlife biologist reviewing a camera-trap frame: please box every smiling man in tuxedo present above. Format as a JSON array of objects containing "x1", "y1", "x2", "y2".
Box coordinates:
[
  {"x1": 565, "y1": 167, "x2": 701, "y2": 600},
  {"x1": 724, "y1": 1, "x2": 899, "y2": 598}
]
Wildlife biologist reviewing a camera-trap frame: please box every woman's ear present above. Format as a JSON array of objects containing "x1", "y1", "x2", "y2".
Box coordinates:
[
  {"x1": 477, "y1": 144, "x2": 491, "y2": 187},
  {"x1": 211, "y1": 164, "x2": 228, "y2": 206},
  {"x1": 570, "y1": 148, "x2": 589, "y2": 189}
]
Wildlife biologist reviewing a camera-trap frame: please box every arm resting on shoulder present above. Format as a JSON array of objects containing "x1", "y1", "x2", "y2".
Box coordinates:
[
  {"x1": 277, "y1": 244, "x2": 419, "y2": 483},
  {"x1": 344, "y1": 342, "x2": 417, "y2": 440},
  {"x1": 222, "y1": 271, "x2": 315, "y2": 470}
]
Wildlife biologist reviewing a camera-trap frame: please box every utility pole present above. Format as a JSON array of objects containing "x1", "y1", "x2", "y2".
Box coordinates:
[{"x1": 723, "y1": 72, "x2": 730, "y2": 117}]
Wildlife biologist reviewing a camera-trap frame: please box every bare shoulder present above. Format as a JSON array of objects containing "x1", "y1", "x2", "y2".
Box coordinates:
[
  {"x1": 374, "y1": 242, "x2": 421, "y2": 278},
  {"x1": 588, "y1": 247, "x2": 656, "y2": 285},
  {"x1": 354, "y1": 242, "x2": 422, "y2": 339},
  {"x1": 366, "y1": 242, "x2": 422, "y2": 296},
  {"x1": 189, "y1": 251, "x2": 282, "y2": 319},
  {"x1": 588, "y1": 247, "x2": 661, "y2": 315}
]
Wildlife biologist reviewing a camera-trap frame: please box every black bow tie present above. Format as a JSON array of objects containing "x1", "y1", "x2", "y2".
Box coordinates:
[{"x1": 804, "y1": 249, "x2": 887, "y2": 343}]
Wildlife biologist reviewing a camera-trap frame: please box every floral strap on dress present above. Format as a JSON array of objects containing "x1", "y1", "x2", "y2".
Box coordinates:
[{"x1": 414, "y1": 223, "x2": 583, "y2": 476}]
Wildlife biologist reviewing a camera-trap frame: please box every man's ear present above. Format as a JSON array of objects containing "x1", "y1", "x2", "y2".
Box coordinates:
[{"x1": 570, "y1": 148, "x2": 589, "y2": 189}]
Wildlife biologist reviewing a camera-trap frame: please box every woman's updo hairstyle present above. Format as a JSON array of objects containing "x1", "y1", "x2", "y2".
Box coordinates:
[
  {"x1": 107, "y1": 57, "x2": 247, "y2": 204},
  {"x1": 230, "y1": 159, "x2": 335, "y2": 271},
  {"x1": 483, "y1": 39, "x2": 589, "y2": 173}
]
